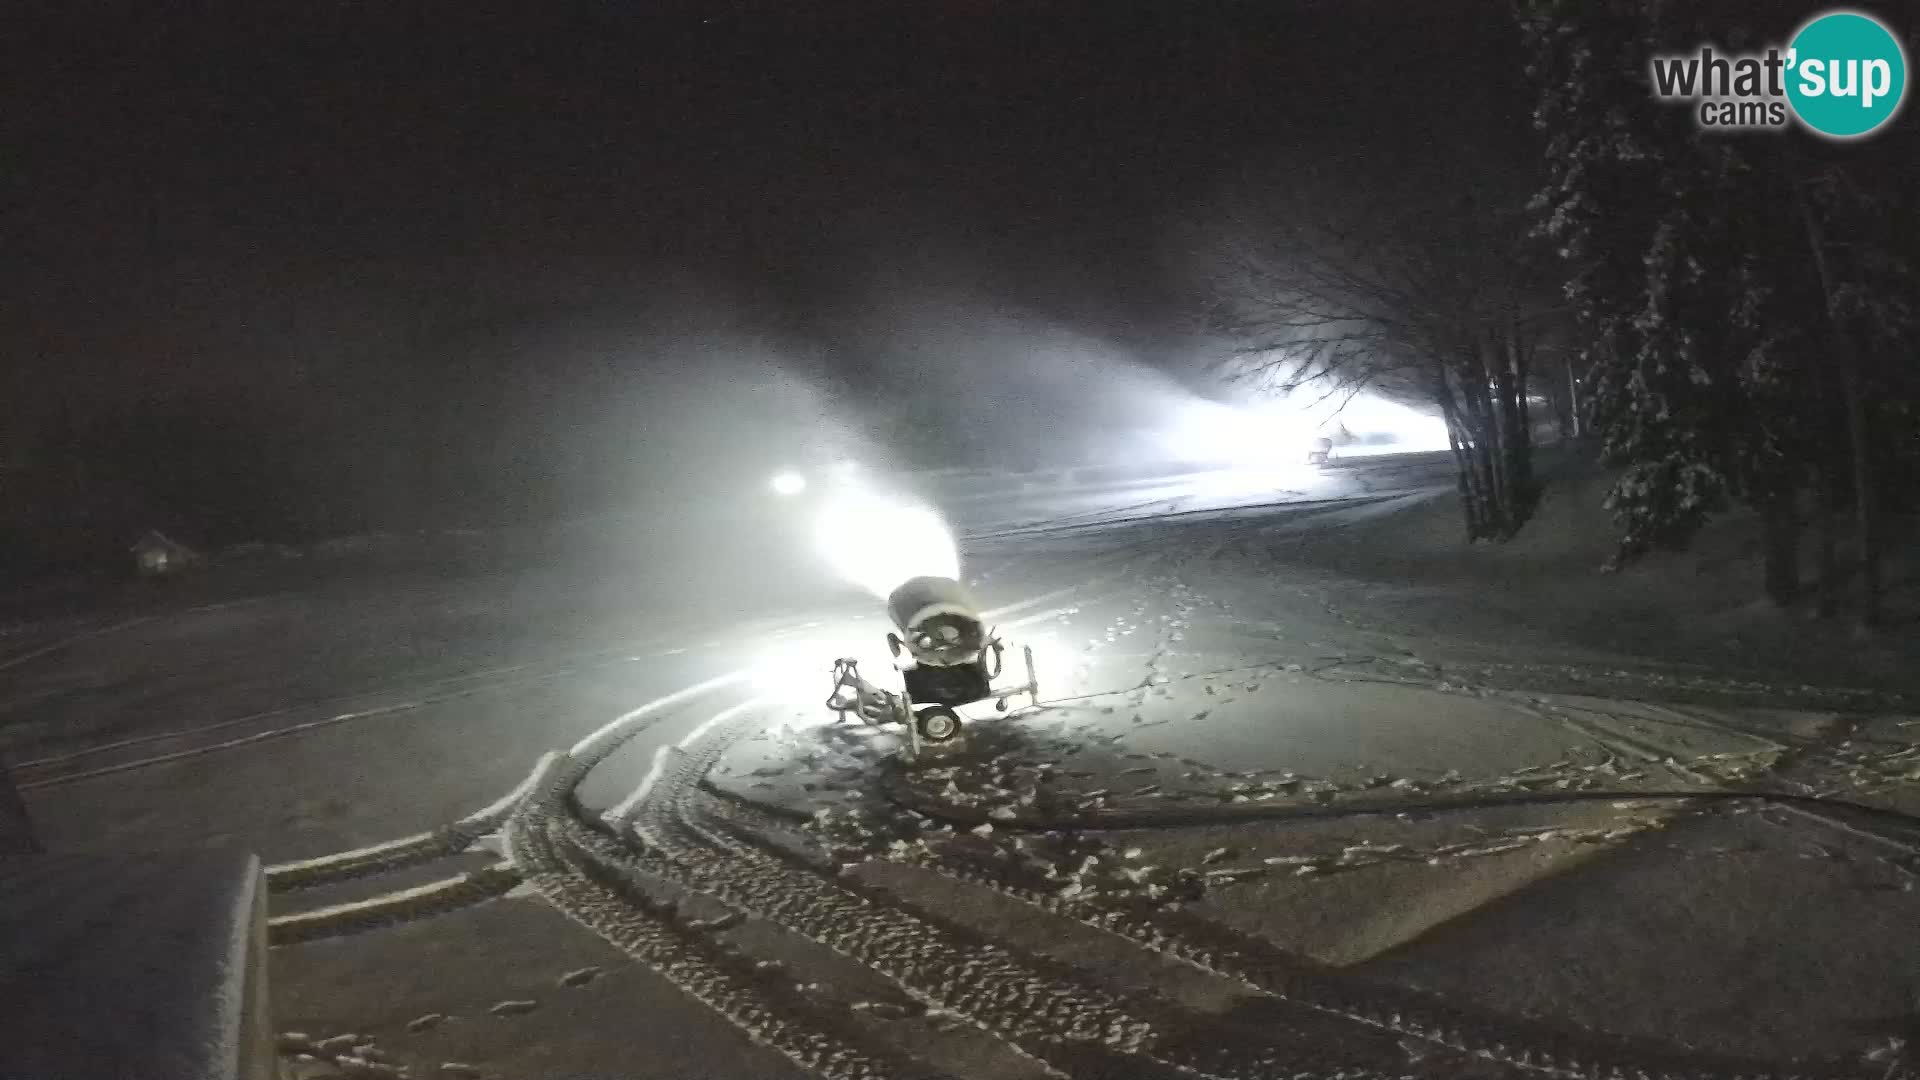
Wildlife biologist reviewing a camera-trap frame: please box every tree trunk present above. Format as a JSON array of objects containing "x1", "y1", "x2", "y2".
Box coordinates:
[
  {"x1": 1485, "y1": 343, "x2": 1512, "y2": 525},
  {"x1": 1459, "y1": 323, "x2": 1540, "y2": 542},
  {"x1": 1448, "y1": 421, "x2": 1483, "y2": 541},
  {"x1": 1564, "y1": 354, "x2": 1582, "y2": 440},
  {"x1": 1836, "y1": 358, "x2": 1880, "y2": 626},
  {"x1": 1463, "y1": 350, "x2": 1505, "y2": 539},
  {"x1": 1506, "y1": 323, "x2": 1535, "y2": 523},
  {"x1": 1761, "y1": 489, "x2": 1800, "y2": 607},
  {"x1": 1816, "y1": 466, "x2": 1840, "y2": 617},
  {"x1": 1794, "y1": 175, "x2": 1882, "y2": 627},
  {"x1": 1435, "y1": 369, "x2": 1488, "y2": 541}
]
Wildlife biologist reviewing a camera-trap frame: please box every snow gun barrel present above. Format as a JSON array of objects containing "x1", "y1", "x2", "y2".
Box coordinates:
[{"x1": 885, "y1": 575, "x2": 987, "y2": 666}]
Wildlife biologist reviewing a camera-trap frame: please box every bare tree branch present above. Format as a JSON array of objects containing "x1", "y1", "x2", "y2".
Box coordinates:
[{"x1": 1188, "y1": 151, "x2": 1565, "y2": 539}]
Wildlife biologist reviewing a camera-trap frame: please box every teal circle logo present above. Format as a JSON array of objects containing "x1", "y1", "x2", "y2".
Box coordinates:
[{"x1": 1786, "y1": 10, "x2": 1908, "y2": 138}]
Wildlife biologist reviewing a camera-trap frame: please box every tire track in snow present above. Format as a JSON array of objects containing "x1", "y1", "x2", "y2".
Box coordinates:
[
  {"x1": 906, "y1": 539, "x2": 1877, "y2": 1080},
  {"x1": 853, "y1": 791, "x2": 1881, "y2": 1080},
  {"x1": 267, "y1": 753, "x2": 563, "y2": 893},
  {"x1": 16, "y1": 646, "x2": 662, "y2": 773},
  {"x1": 0, "y1": 593, "x2": 295, "y2": 676},
  {"x1": 268, "y1": 860, "x2": 523, "y2": 945},
  {"x1": 264, "y1": 658, "x2": 766, "y2": 933},
  {"x1": 259, "y1": 579, "x2": 1076, "y2": 930},
  {"x1": 611, "y1": 703, "x2": 1314, "y2": 1080},
  {"x1": 16, "y1": 638, "x2": 738, "y2": 787},
  {"x1": 264, "y1": 673, "x2": 745, "y2": 922},
  {"x1": 580, "y1": 524, "x2": 1877, "y2": 1080},
  {"x1": 506, "y1": 751, "x2": 956, "y2": 1080},
  {"x1": 0, "y1": 614, "x2": 162, "y2": 675},
  {"x1": 682, "y1": 791, "x2": 1407, "y2": 1080},
  {"x1": 629, "y1": 716, "x2": 1153, "y2": 1049}
]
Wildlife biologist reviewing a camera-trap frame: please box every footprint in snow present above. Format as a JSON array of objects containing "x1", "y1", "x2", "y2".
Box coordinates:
[
  {"x1": 851, "y1": 1000, "x2": 916, "y2": 1020},
  {"x1": 686, "y1": 912, "x2": 746, "y2": 932},
  {"x1": 279, "y1": 1054, "x2": 337, "y2": 1080}
]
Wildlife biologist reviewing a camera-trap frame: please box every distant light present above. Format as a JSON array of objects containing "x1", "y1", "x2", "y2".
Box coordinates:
[{"x1": 770, "y1": 470, "x2": 808, "y2": 496}]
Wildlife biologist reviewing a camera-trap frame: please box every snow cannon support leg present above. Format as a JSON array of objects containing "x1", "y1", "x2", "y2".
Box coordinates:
[
  {"x1": 992, "y1": 643, "x2": 1041, "y2": 713},
  {"x1": 825, "y1": 658, "x2": 907, "y2": 728}
]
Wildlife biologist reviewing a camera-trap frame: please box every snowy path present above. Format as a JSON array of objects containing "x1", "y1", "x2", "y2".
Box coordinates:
[
  {"x1": 260, "y1": 562, "x2": 1903, "y2": 1079},
  {"x1": 14, "y1": 455, "x2": 1920, "y2": 1079}
]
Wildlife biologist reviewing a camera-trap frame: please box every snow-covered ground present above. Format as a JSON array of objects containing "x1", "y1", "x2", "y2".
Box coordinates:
[
  {"x1": 709, "y1": 557, "x2": 1920, "y2": 1067},
  {"x1": 9, "y1": 452, "x2": 1920, "y2": 1080}
]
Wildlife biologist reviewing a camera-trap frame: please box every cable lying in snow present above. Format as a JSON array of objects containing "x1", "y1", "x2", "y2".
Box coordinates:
[
  {"x1": 787, "y1": 725, "x2": 1872, "y2": 1071},
  {"x1": 892, "y1": 828, "x2": 1852, "y2": 1080},
  {"x1": 885, "y1": 774, "x2": 1920, "y2": 849}
]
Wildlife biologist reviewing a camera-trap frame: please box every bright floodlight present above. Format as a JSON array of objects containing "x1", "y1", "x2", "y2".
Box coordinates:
[
  {"x1": 1159, "y1": 401, "x2": 1291, "y2": 466},
  {"x1": 1338, "y1": 397, "x2": 1452, "y2": 454},
  {"x1": 770, "y1": 470, "x2": 808, "y2": 496},
  {"x1": 814, "y1": 495, "x2": 961, "y2": 599}
]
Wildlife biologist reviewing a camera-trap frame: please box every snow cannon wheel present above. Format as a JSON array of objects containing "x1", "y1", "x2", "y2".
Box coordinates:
[{"x1": 914, "y1": 705, "x2": 962, "y2": 743}]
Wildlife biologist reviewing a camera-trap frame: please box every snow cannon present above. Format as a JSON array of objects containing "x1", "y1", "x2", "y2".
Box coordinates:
[
  {"x1": 886, "y1": 575, "x2": 987, "y2": 667},
  {"x1": 823, "y1": 574, "x2": 1040, "y2": 746}
]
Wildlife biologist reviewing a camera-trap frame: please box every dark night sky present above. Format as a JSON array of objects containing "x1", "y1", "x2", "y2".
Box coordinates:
[
  {"x1": 15, "y1": 3, "x2": 1520, "y2": 285},
  {"x1": 3, "y1": 2, "x2": 1528, "y2": 553}
]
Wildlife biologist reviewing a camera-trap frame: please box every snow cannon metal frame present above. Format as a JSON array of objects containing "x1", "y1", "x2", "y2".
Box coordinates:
[{"x1": 824, "y1": 575, "x2": 1039, "y2": 747}]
